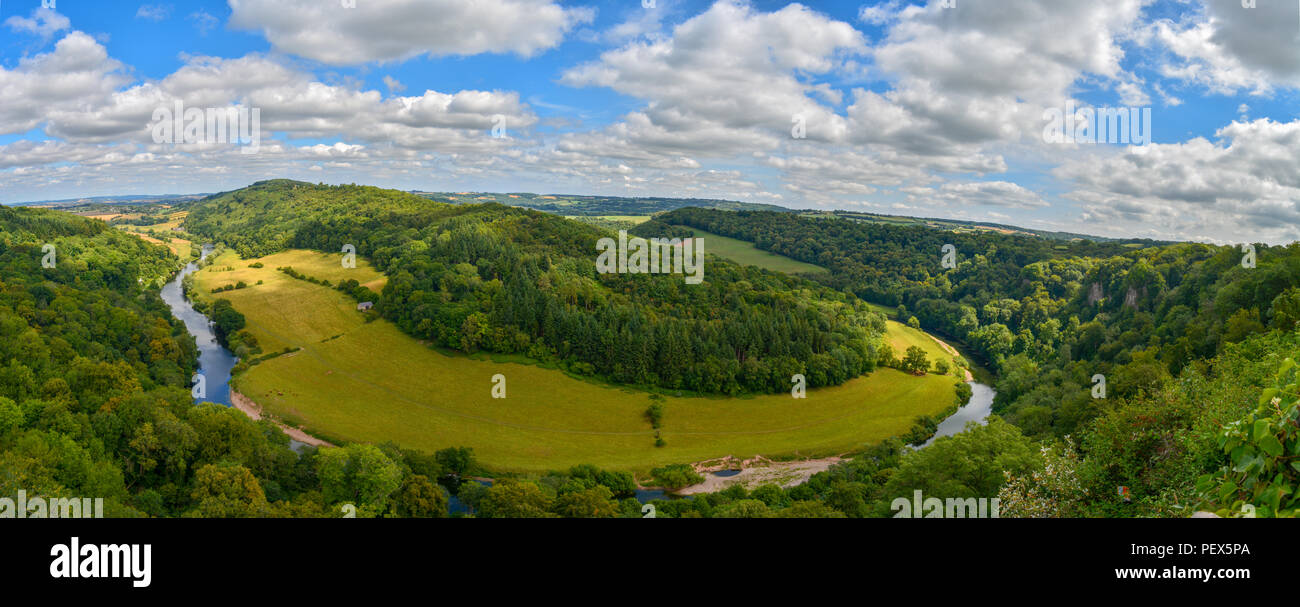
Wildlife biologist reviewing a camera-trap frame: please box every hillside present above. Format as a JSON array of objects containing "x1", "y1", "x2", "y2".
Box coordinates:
[
  {"x1": 412, "y1": 191, "x2": 794, "y2": 216},
  {"x1": 181, "y1": 180, "x2": 894, "y2": 396},
  {"x1": 655, "y1": 205, "x2": 1300, "y2": 516}
]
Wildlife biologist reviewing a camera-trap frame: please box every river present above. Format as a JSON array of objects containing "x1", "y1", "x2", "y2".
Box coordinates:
[
  {"x1": 919, "y1": 381, "x2": 996, "y2": 449},
  {"x1": 161, "y1": 245, "x2": 316, "y2": 452},
  {"x1": 157, "y1": 247, "x2": 996, "y2": 484},
  {"x1": 160, "y1": 245, "x2": 239, "y2": 407}
]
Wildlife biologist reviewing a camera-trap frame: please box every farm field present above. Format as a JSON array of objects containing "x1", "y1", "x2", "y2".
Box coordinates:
[
  {"x1": 565, "y1": 215, "x2": 652, "y2": 223},
  {"x1": 674, "y1": 230, "x2": 955, "y2": 375},
  {"x1": 116, "y1": 212, "x2": 193, "y2": 259},
  {"x1": 685, "y1": 227, "x2": 829, "y2": 275},
  {"x1": 883, "y1": 320, "x2": 960, "y2": 375},
  {"x1": 194, "y1": 249, "x2": 962, "y2": 473}
]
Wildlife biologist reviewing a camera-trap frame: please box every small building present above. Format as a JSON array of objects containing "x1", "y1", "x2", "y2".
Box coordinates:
[{"x1": 357, "y1": 302, "x2": 374, "y2": 312}]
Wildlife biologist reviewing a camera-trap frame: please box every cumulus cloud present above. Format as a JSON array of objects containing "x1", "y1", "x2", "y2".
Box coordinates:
[
  {"x1": 4, "y1": 0, "x2": 1300, "y2": 245},
  {"x1": 227, "y1": 0, "x2": 595, "y2": 66},
  {"x1": 536, "y1": 0, "x2": 884, "y2": 201},
  {"x1": 1139, "y1": 0, "x2": 1300, "y2": 95},
  {"x1": 5, "y1": 6, "x2": 71, "y2": 39},
  {"x1": 0, "y1": 31, "x2": 537, "y2": 151},
  {"x1": 853, "y1": 0, "x2": 1151, "y2": 154},
  {"x1": 914, "y1": 181, "x2": 1051, "y2": 210},
  {"x1": 1055, "y1": 118, "x2": 1300, "y2": 243},
  {"x1": 0, "y1": 31, "x2": 131, "y2": 136},
  {"x1": 561, "y1": 1, "x2": 866, "y2": 157}
]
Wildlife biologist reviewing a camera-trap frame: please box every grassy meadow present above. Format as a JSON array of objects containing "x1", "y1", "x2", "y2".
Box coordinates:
[
  {"x1": 687, "y1": 227, "x2": 829, "y2": 275},
  {"x1": 115, "y1": 212, "x2": 193, "y2": 259},
  {"x1": 883, "y1": 321, "x2": 960, "y2": 374},
  {"x1": 193, "y1": 248, "x2": 962, "y2": 473},
  {"x1": 679, "y1": 230, "x2": 956, "y2": 376}
]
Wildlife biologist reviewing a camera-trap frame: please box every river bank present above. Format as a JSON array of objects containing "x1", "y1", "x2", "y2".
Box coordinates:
[
  {"x1": 677, "y1": 456, "x2": 845, "y2": 495},
  {"x1": 668, "y1": 376, "x2": 997, "y2": 496},
  {"x1": 160, "y1": 244, "x2": 333, "y2": 450},
  {"x1": 231, "y1": 390, "x2": 334, "y2": 448},
  {"x1": 159, "y1": 245, "x2": 236, "y2": 407}
]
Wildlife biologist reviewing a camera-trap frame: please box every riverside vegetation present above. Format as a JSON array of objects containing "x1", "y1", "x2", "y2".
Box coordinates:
[{"x1": 0, "y1": 180, "x2": 1295, "y2": 517}]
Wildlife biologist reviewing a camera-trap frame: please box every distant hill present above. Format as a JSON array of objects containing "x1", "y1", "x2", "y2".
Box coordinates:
[
  {"x1": 414, "y1": 192, "x2": 1154, "y2": 244},
  {"x1": 13, "y1": 181, "x2": 1160, "y2": 244},
  {"x1": 807, "y1": 210, "x2": 1173, "y2": 245},
  {"x1": 7, "y1": 193, "x2": 209, "y2": 208},
  {"x1": 410, "y1": 191, "x2": 795, "y2": 216},
  {"x1": 179, "y1": 179, "x2": 890, "y2": 397}
]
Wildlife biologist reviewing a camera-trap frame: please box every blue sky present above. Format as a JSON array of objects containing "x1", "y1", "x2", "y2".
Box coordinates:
[{"x1": 1, "y1": 0, "x2": 1298, "y2": 243}]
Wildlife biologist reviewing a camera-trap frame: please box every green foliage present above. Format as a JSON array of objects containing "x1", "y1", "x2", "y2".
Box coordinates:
[
  {"x1": 902, "y1": 345, "x2": 929, "y2": 375},
  {"x1": 315, "y1": 444, "x2": 404, "y2": 514},
  {"x1": 880, "y1": 417, "x2": 1040, "y2": 509},
  {"x1": 390, "y1": 474, "x2": 448, "y2": 518},
  {"x1": 188, "y1": 463, "x2": 268, "y2": 518},
  {"x1": 651, "y1": 463, "x2": 704, "y2": 490},
  {"x1": 477, "y1": 479, "x2": 553, "y2": 518},
  {"x1": 658, "y1": 207, "x2": 1300, "y2": 442},
  {"x1": 1271, "y1": 288, "x2": 1300, "y2": 332},
  {"x1": 1200, "y1": 355, "x2": 1300, "y2": 517},
  {"x1": 998, "y1": 440, "x2": 1088, "y2": 518},
  {"x1": 182, "y1": 181, "x2": 886, "y2": 396},
  {"x1": 208, "y1": 299, "x2": 243, "y2": 339},
  {"x1": 552, "y1": 485, "x2": 618, "y2": 518},
  {"x1": 645, "y1": 402, "x2": 664, "y2": 429}
]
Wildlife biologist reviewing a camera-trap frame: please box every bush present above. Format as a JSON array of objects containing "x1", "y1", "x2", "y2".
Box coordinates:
[
  {"x1": 651, "y1": 464, "x2": 703, "y2": 490},
  {"x1": 1198, "y1": 357, "x2": 1300, "y2": 517},
  {"x1": 646, "y1": 403, "x2": 664, "y2": 429}
]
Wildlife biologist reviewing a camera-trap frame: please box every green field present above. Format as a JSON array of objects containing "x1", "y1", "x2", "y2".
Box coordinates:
[
  {"x1": 686, "y1": 227, "x2": 829, "y2": 275},
  {"x1": 565, "y1": 215, "x2": 652, "y2": 223},
  {"x1": 116, "y1": 212, "x2": 192, "y2": 259},
  {"x1": 866, "y1": 302, "x2": 898, "y2": 319},
  {"x1": 883, "y1": 320, "x2": 962, "y2": 376},
  {"x1": 195, "y1": 249, "x2": 960, "y2": 474}
]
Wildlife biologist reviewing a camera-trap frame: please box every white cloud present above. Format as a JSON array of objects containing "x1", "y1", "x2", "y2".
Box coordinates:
[
  {"x1": 0, "y1": 31, "x2": 130, "y2": 136},
  {"x1": 5, "y1": 7, "x2": 71, "y2": 39},
  {"x1": 913, "y1": 181, "x2": 1051, "y2": 210},
  {"x1": 556, "y1": 0, "x2": 867, "y2": 179},
  {"x1": 189, "y1": 10, "x2": 219, "y2": 36},
  {"x1": 3, "y1": 0, "x2": 1299, "y2": 246},
  {"x1": 1145, "y1": 0, "x2": 1300, "y2": 95},
  {"x1": 227, "y1": 0, "x2": 594, "y2": 66},
  {"x1": 1055, "y1": 118, "x2": 1300, "y2": 243},
  {"x1": 856, "y1": 0, "x2": 1151, "y2": 152},
  {"x1": 135, "y1": 4, "x2": 172, "y2": 21}
]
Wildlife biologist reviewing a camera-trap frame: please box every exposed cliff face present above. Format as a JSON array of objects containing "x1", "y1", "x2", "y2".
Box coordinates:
[
  {"x1": 1123, "y1": 286, "x2": 1150, "y2": 310},
  {"x1": 1088, "y1": 282, "x2": 1104, "y2": 306}
]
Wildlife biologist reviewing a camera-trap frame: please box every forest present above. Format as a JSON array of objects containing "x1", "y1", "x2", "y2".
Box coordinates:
[
  {"x1": 650, "y1": 207, "x2": 1300, "y2": 516},
  {"x1": 0, "y1": 206, "x2": 517, "y2": 518},
  {"x1": 182, "y1": 180, "x2": 891, "y2": 395},
  {"x1": 4, "y1": 181, "x2": 1296, "y2": 518}
]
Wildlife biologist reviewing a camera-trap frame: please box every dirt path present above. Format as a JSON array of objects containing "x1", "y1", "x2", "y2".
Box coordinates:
[
  {"x1": 927, "y1": 335, "x2": 974, "y2": 381},
  {"x1": 231, "y1": 390, "x2": 335, "y2": 448},
  {"x1": 676, "y1": 456, "x2": 844, "y2": 495}
]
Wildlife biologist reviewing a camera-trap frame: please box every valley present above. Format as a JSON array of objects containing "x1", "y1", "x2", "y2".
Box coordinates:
[
  {"x1": 6, "y1": 178, "x2": 1293, "y2": 519},
  {"x1": 188, "y1": 246, "x2": 967, "y2": 474}
]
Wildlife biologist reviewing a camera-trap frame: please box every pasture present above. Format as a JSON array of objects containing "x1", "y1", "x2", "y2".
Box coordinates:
[
  {"x1": 686, "y1": 227, "x2": 828, "y2": 275},
  {"x1": 194, "y1": 249, "x2": 961, "y2": 473}
]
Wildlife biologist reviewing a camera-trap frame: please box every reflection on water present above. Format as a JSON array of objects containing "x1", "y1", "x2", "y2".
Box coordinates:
[
  {"x1": 158, "y1": 244, "x2": 238, "y2": 407},
  {"x1": 920, "y1": 382, "x2": 996, "y2": 449}
]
